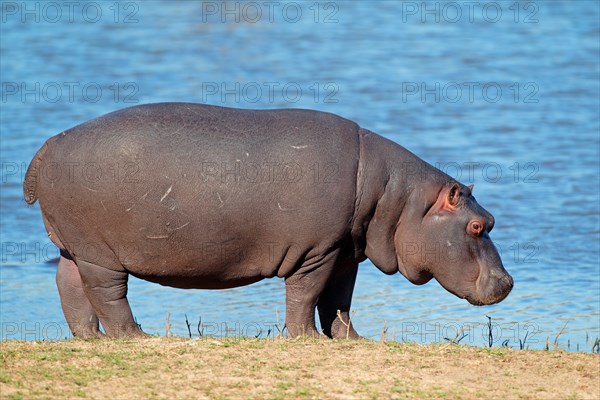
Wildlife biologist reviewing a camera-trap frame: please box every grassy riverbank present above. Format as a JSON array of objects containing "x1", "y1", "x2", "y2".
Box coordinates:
[{"x1": 1, "y1": 337, "x2": 598, "y2": 399}]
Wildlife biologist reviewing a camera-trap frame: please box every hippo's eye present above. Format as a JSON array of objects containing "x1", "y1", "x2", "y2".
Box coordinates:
[{"x1": 468, "y1": 220, "x2": 484, "y2": 237}]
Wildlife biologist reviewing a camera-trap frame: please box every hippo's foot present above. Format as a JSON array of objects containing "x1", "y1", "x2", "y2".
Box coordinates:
[
  {"x1": 325, "y1": 310, "x2": 361, "y2": 340},
  {"x1": 75, "y1": 259, "x2": 145, "y2": 338},
  {"x1": 56, "y1": 256, "x2": 103, "y2": 338},
  {"x1": 285, "y1": 324, "x2": 322, "y2": 339},
  {"x1": 317, "y1": 262, "x2": 361, "y2": 339}
]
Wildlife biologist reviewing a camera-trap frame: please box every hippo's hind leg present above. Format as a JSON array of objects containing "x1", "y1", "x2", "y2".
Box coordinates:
[
  {"x1": 75, "y1": 259, "x2": 145, "y2": 338},
  {"x1": 56, "y1": 254, "x2": 102, "y2": 338},
  {"x1": 317, "y1": 261, "x2": 361, "y2": 339}
]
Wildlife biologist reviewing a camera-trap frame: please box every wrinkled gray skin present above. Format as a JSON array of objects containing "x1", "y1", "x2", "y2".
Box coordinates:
[{"x1": 24, "y1": 103, "x2": 513, "y2": 339}]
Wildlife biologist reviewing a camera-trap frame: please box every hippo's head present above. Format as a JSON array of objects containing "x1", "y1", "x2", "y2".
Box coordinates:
[{"x1": 394, "y1": 182, "x2": 513, "y2": 306}]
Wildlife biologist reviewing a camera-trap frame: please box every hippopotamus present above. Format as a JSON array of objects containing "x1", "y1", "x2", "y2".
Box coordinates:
[{"x1": 24, "y1": 103, "x2": 513, "y2": 339}]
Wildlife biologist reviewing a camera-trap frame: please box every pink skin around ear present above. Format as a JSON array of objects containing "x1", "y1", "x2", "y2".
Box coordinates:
[
  {"x1": 425, "y1": 184, "x2": 460, "y2": 216},
  {"x1": 440, "y1": 183, "x2": 461, "y2": 212}
]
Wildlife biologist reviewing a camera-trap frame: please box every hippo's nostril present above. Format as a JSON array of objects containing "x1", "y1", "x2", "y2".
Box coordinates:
[
  {"x1": 496, "y1": 275, "x2": 514, "y2": 302},
  {"x1": 504, "y1": 274, "x2": 514, "y2": 289}
]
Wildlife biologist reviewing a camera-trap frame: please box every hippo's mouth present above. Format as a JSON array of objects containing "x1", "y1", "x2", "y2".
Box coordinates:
[
  {"x1": 466, "y1": 274, "x2": 514, "y2": 306},
  {"x1": 465, "y1": 296, "x2": 487, "y2": 306}
]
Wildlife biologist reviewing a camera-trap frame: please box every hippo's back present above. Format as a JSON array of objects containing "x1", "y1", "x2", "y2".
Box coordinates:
[{"x1": 28, "y1": 103, "x2": 361, "y2": 286}]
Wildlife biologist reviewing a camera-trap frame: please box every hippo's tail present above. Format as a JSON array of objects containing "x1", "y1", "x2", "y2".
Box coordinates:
[{"x1": 23, "y1": 142, "x2": 48, "y2": 205}]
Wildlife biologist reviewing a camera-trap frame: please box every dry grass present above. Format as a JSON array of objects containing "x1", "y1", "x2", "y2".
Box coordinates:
[{"x1": 1, "y1": 337, "x2": 599, "y2": 399}]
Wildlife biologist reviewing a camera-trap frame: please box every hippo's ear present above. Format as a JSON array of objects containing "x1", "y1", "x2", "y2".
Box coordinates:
[
  {"x1": 468, "y1": 184, "x2": 474, "y2": 193},
  {"x1": 442, "y1": 183, "x2": 461, "y2": 210}
]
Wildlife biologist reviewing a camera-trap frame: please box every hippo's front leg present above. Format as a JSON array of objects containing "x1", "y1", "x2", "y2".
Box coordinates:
[
  {"x1": 76, "y1": 259, "x2": 145, "y2": 338},
  {"x1": 284, "y1": 251, "x2": 342, "y2": 338},
  {"x1": 317, "y1": 261, "x2": 361, "y2": 339}
]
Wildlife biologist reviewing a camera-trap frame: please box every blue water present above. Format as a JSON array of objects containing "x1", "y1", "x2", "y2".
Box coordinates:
[{"x1": 1, "y1": 1, "x2": 598, "y2": 351}]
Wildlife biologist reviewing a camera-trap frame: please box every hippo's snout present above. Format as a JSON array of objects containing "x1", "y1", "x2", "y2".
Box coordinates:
[{"x1": 468, "y1": 270, "x2": 514, "y2": 306}]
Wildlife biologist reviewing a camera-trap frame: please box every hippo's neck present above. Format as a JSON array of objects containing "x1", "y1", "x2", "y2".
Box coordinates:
[{"x1": 350, "y1": 129, "x2": 453, "y2": 274}]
